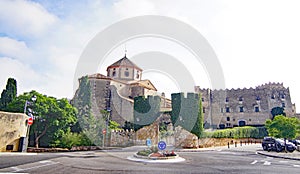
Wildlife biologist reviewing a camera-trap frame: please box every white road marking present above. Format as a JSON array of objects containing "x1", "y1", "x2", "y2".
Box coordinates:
[
  {"x1": 39, "y1": 160, "x2": 53, "y2": 163},
  {"x1": 250, "y1": 160, "x2": 257, "y2": 165},
  {"x1": 293, "y1": 165, "x2": 300, "y2": 167},
  {"x1": 263, "y1": 161, "x2": 271, "y2": 165},
  {"x1": 279, "y1": 161, "x2": 288, "y2": 163},
  {"x1": 8, "y1": 160, "x2": 59, "y2": 172}
]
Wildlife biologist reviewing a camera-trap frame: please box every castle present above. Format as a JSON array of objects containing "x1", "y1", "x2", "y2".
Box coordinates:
[
  {"x1": 195, "y1": 83, "x2": 296, "y2": 129},
  {"x1": 75, "y1": 55, "x2": 296, "y2": 129}
]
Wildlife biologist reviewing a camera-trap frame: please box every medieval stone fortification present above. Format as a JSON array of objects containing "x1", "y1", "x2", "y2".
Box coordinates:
[{"x1": 195, "y1": 82, "x2": 296, "y2": 129}]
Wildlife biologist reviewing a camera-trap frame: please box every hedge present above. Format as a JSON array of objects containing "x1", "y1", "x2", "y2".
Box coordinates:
[{"x1": 203, "y1": 126, "x2": 267, "y2": 139}]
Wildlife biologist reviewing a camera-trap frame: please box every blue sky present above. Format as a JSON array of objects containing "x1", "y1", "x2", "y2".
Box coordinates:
[{"x1": 1, "y1": 0, "x2": 300, "y2": 112}]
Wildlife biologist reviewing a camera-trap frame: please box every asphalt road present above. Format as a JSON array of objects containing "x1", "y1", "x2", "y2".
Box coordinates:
[{"x1": 0, "y1": 147, "x2": 299, "y2": 173}]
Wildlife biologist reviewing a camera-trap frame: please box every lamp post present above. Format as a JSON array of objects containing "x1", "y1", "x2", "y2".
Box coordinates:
[{"x1": 22, "y1": 96, "x2": 36, "y2": 152}]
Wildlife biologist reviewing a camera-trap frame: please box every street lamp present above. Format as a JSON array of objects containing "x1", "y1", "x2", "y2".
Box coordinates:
[{"x1": 22, "y1": 95, "x2": 37, "y2": 152}]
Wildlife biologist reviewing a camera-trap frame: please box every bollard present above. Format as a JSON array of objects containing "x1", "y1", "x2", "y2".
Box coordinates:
[
  {"x1": 235, "y1": 142, "x2": 237, "y2": 147},
  {"x1": 228, "y1": 142, "x2": 230, "y2": 149},
  {"x1": 240, "y1": 141, "x2": 242, "y2": 146}
]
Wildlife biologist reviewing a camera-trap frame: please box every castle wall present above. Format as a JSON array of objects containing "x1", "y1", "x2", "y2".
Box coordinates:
[{"x1": 195, "y1": 83, "x2": 296, "y2": 129}]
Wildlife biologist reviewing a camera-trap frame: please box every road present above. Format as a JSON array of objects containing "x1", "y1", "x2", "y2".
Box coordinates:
[{"x1": 0, "y1": 146, "x2": 299, "y2": 173}]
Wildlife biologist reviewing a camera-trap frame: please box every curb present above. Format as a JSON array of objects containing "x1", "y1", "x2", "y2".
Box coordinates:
[{"x1": 256, "y1": 151, "x2": 300, "y2": 161}]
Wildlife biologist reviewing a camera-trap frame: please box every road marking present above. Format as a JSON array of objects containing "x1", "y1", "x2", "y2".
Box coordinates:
[
  {"x1": 263, "y1": 161, "x2": 271, "y2": 165},
  {"x1": 293, "y1": 165, "x2": 300, "y2": 168},
  {"x1": 39, "y1": 160, "x2": 53, "y2": 164},
  {"x1": 8, "y1": 160, "x2": 59, "y2": 172},
  {"x1": 279, "y1": 161, "x2": 288, "y2": 163},
  {"x1": 250, "y1": 160, "x2": 257, "y2": 165}
]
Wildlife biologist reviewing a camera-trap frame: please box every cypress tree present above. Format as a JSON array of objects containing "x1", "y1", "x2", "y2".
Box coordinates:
[{"x1": 0, "y1": 78, "x2": 17, "y2": 110}]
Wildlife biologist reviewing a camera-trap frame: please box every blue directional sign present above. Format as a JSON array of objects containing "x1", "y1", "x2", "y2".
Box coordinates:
[
  {"x1": 146, "y1": 138, "x2": 152, "y2": 147},
  {"x1": 158, "y1": 141, "x2": 167, "y2": 150}
]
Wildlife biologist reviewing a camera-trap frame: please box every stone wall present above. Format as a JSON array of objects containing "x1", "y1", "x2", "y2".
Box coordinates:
[
  {"x1": 195, "y1": 82, "x2": 296, "y2": 129},
  {"x1": 0, "y1": 111, "x2": 28, "y2": 152}
]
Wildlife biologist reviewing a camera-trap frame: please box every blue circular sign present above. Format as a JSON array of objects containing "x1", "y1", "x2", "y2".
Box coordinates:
[
  {"x1": 146, "y1": 138, "x2": 152, "y2": 147},
  {"x1": 158, "y1": 141, "x2": 167, "y2": 150}
]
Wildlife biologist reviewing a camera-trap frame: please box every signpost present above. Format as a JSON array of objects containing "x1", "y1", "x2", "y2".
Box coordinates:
[
  {"x1": 146, "y1": 138, "x2": 152, "y2": 147},
  {"x1": 158, "y1": 141, "x2": 167, "y2": 150},
  {"x1": 28, "y1": 117, "x2": 33, "y2": 126}
]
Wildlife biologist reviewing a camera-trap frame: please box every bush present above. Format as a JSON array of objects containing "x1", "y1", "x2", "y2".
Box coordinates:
[{"x1": 203, "y1": 126, "x2": 267, "y2": 139}]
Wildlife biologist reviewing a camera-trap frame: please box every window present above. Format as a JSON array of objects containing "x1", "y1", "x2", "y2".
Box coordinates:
[
  {"x1": 225, "y1": 97, "x2": 229, "y2": 102},
  {"x1": 124, "y1": 71, "x2": 129, "y2": 77},
  {"x1": 221, "y1": 108, "x2": 223, "y2": 113},
  {"x1": 271, "y1": 94, "x2": 275, "y2": 99},
  {"x1": 226, "y1": 123, "x2": 231, "y2": 127},
  {"x1": 240, "y1": 106, "x2": 244, "y2": 112},
  {"x1": 112, "y1": 71, "x2": 116, "y2": 77},
  {"x1": 282, "y1": 102, "x2": 286, "y2": 108},
  {"x1": 202, "y1": 98, "x2": 204, "y2": 102},
  {"x1": 203, "y1": 107, "x2": 206, "y2": 113},
  {"x1": 256, "y1": 96, "x2": 260, "y2": 100},
  {"x1": 226, "y1": 107, "x2": 230, "y2": 113},
  {"x1": 239, "y1": 97, "x2": 243, "y2": 101},
  {"x1": 255, "y1": 106, "x2": 259, "y2": 112},
  {"x1": 227, "y1": 117, "x2": 230, "y2": 121}
]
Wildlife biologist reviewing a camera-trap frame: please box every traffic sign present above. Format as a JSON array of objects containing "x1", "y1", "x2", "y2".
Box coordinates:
[
  {"x1": 146, "y1": 138, "x2": 152, "y2": 147},
  {"x1": 102, "y1": 129, "x2": 106, "y2": 134},
  {"x1": 28, "y1": 117, "x2": 33, "y2": 126},
  {"x1": 158, "y1": 141, "x2": 167, "y2": 150}
]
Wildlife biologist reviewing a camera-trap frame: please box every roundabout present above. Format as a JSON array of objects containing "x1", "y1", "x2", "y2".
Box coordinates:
[{"x1": 126, "y1": 140, "x2": 186, "y2": 163}]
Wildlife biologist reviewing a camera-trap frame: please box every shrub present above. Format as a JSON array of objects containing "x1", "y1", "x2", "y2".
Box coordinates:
[{"x1": 203, "y1": 126, "x2": 267, "y2": 139}]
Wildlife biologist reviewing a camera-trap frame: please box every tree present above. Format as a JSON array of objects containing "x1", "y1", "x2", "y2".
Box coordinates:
[
  {"x1": 191, "y1": 93, "x2": 204, "y2": 138},
  {"x1": 271, "y1": 107, "x2": 286, "y2": 119},
  {"x1": 0, "y1": 78, "x2": 17, "y2": 110},
  {"x1": 265, "y1": 115, "x2": 300, "y2": 139},
  {"x1": 6, "y1": 90, "x2": 77, "y2": 148}
]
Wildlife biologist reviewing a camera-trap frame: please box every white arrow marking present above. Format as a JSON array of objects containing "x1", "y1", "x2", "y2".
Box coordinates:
[
  {"x1": 263, "y1": 161, "x2": 271, "y2": 165},
  {"x1": 251, "y1": 160, "x2": 258, "y2": 165}
]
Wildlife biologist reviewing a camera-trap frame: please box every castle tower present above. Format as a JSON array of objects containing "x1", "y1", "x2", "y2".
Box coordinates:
[{"x1": 106, "y1": 55, "x2": 142, "y2": 81}]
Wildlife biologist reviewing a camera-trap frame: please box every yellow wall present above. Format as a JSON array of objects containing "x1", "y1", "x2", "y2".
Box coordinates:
[{"x1": 0, "y1": 111, "x2": 28, "y2": 152}]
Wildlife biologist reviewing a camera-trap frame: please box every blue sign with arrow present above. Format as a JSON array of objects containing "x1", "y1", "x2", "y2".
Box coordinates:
[{"x1": 158, "y1": 141, "x2": 167, "y2": 150}]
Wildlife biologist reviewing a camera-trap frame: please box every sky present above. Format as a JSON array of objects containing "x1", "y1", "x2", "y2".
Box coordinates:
[{"x1": 0, "y1": 0, "x2": 300, "y2": 111}]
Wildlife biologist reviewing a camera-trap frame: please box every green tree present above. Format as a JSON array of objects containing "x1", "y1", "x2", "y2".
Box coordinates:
[
  {"x1": 265, "y1": 115, "x2": 300, "y2": 139},
  {"x1": 6, "y1": 90, "x2": 77, "y2": 148},
  {"x1": 0, "y1": 78, "x2": 17, "y2": 110},
  {"x1": 191, "y1": 93, "x2": 204, "y2": 138}
]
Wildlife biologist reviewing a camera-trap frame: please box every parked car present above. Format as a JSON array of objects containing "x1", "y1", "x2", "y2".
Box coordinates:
[
  {"x1": 288, "y1": 139, "x2": 300, "y2": 146},
  {"x1": 262, "y1": 137, "x2": 296, "y2": 152}
]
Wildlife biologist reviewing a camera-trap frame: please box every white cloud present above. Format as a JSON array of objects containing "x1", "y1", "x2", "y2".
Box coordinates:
[
  {"x1": 0, "y1": 57, "x2": 43, "y2": 95},
  {"x1": 0, "y1": 0, "x2": 58, "y2": 37},
  {"x1": 0, "y1": 37, "x2": 31, "y2": 60}
]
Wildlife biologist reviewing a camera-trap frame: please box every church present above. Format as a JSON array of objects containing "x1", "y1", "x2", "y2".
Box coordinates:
[{"x1": 80, "y1": 54, "x2": 171, "y2": 126}]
